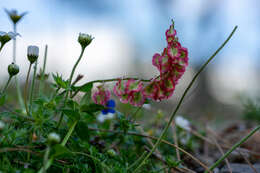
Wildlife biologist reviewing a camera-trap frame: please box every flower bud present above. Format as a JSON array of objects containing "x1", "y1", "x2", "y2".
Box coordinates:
[
  {"x1": 8, "y1": 62, "x2": 19, "y2": 77},
  {"x1": 78, "y1": 33, "x2": 94, "y2": 49},
  {"x1": 47, "y1": 132, "x2": 60, "y2": 145},
  {"x1": 107, "y1": 149, "x2": 117, "y2": 157},
  {"x1": 27, "y1": 45, "x2": 39, "y2": 64},
  {"x1": 0, "y1": 121, "x2": 5, "y2": 131}
]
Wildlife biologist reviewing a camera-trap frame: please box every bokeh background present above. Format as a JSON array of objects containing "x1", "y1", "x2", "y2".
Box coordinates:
[{"x1": 1, "y1": 0, "x2": 260, "y2": 123}]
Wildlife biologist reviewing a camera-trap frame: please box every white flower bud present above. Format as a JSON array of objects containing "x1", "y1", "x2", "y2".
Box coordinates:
[
  {"x1": 0, "y1": 121, "x2": 5, "y2": 131},
  {"x1": 27, "y1": 45, "x2": 39, "y2": 63},
  {"x1": 175, "y1": 116, "x2": 191, "y2": 131},
  {"x1": 78, "y1": 33, "x2": 94, "y2": 49},
  {"x1": 47, "y1": 132, "x2": 60, "y2": 145}
]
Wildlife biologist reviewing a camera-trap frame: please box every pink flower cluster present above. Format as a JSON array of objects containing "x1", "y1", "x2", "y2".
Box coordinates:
[
  {"x1": 113, "y1": 23, "x2": 189, "y2": 106},
  {"x1": 92, "y1": 22, "x2": 188, "y2": 107},
  {"x1": 92, "y1": 85, "x2": 111, "y2": 105}
]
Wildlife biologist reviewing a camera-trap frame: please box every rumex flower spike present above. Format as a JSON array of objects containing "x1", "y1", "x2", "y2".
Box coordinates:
[{"x1": 92, "y1": 85, "x2": 111, "y2": 105}]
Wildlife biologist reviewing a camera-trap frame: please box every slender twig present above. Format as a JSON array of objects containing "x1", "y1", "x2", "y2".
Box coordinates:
[
  {"x1": 61, "y1": 121, "x2": 78, "y2": 146},
  {"x1": 127, "y1": 151, "x2": 148, "y2": 171},
  {"x1": 172, "y1": 122, "x2": 181, "y2": 161},
  {"x1": 133, "y1": 26, "x2": 238, "y2": 173},
  {"x1": 205, "y1": 125, "x2": 260, "y2": 173},
  {"x1": 207, "y1": 128, "x2": 232, "y2": 173},
  {"x1": 24, "y1": 63, "x2": 32, "y2": 116}
]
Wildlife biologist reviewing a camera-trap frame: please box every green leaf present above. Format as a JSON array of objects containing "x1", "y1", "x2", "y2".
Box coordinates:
[
  {"x1": 62, "y1": 109, "x2": 80, "y2": 120},
  {"x1": 80, "y1": 92, "x2": 92, "y2": 105},
  {"x1": 80, "y1": 104, "x2": 105, "y2": 114},
  {"x1": 75, "y1": 121, "x2": 90, "y2": 141},
  {"x1": 72, "y1": 82, "x2": 93, "y2": 92},
  {"x1": 50, "y1": 144, "x2": 71, "y2": 158}
]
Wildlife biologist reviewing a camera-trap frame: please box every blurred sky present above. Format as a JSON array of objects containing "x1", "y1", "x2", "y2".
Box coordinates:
[{"x1": 1, "y1": 0, "x2": 260, "y2": 104}]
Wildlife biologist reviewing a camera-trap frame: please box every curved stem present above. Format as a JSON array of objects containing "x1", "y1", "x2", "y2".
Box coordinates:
[
  {"x1": 61, "y1": 120, "x2": 78, "y2": 146},
  {"x1": 24, "y1": 63, "x2": 32, "y2": 116},
  {"x1": 205, "y1": 125, "x2": 260, "y2": 173},
  {"x1": 133, "y1": 26, "x2": 238, "y2": 173},
  {"x1": 57, "y1": 47, "x2": 85, "y2": 128},
  {"x1": 2, "y1": 76, "x2": 12, "y2": 94}
]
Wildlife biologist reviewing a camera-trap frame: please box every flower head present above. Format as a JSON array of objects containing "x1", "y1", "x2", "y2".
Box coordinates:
[
  {"x1": 8, "y1": 62, "x2": 19, "y2": 77},
  {"x1": 78, "y1": 33, "x2": 94, "y2": 49},
  {"x1": 4, "y1": 9, "x2": 27, "y2": 24},
  {"x1": 92, "y1": 85, "x2": 111, "y2": 105},
  {"x1": 0, "y1": 31, "x2": 20, "y2": 49},
  {"x1": 27, "y1": 45, "x2": 39, "y2": 64}
]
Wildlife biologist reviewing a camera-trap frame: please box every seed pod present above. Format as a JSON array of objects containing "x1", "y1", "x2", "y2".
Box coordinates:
[
  {"x1": 27, "y1": 45, "x2": 39, "y2": 64},
  {"x1": 8, "y1": 62, "x2": 19, "y2": 77}
]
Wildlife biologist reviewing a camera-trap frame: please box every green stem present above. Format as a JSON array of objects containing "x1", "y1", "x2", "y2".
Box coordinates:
[
  {"x1": 29, "y1": 61, "x2": 38, "y2": 113},
  {"x1": 13, "y1": 23, "x2": 24, "y2": 109},
  {"x1": 15, "y1": 76, "x2": 25, "y2": 109},
  {"x1": 2, "y1": 76, "x2": 12, "y2": 94},
  {"x1": 132, "y1": 26, "x2": 238, "y2": 173},
  {"x1": 39, "y1": 45, "x2": 48, "y2": 95},
  {"x1": 13, "y1": 23, "x2": 17, "y2": 63},
  {"x1": 0, "y1": 45, "x2": 4, "y2": 53},
  {"x1": 127, "y1": 151, "x2": 148, "y2": 171},
  {"x1": 61, "y1": 120, "x2": 78, "y2": 146},
  {"x1": 38, "y1": 121, "x2": 78, "y2": 172},
  {"x1": 24, "y1": 63, "x2": 32, "y2": 116},
  {"x1": 205, "y1": 124, "x2": 260, "y2": 173},
  {"x1": 43, "y1": 146, "x2": 50, "y2": 173},
  {"x1": 57, "y1": 47, "x2": 86, "y2": 128}
]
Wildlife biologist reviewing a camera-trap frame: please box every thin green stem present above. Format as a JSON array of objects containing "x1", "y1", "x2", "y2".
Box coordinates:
[
  {"x1": 133, "y1": 26, "x2": 238, "y2": 173},
  {"x1": 73, "y1": 152, "x2": 111, "y2": 172},
  {"x1": 127, "y1": 151, "x2": 148, "y2": 171},
  {"x1": 2, "y1": 76, "x2": 12, "y2": 94},
  {"x1": 205, "y1": 124, "x2": 260, "y2": 173},
  {"x1": 24, "y1": 63, "x2": 32, "y2": 116},
  {"x1": 61, "y1": 120, "x2": 78, "y2": 146},
  {"x1": 39, "y1": 45, "x2": 48, "y2": 95},
  {"x1": 42, "y1": 146, "x2": 50, "y2": 173},
  {"x1": 57, "y1": 47, "x2": 85, "y2": 128},
  {"x1": 29, "y1": 61, "x2": 38, "y2": 113},
  {"x1": 13, "y1": 23, "x2": 17, "y2": 63}
]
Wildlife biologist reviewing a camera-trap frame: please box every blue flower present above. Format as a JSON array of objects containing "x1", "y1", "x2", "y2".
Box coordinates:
[{"x1": 101, "y1": 99, "x2": 116, "y2": 115}]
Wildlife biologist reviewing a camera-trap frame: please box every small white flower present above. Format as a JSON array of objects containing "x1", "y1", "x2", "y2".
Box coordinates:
[
  {"x1": 143, "y1": 104, "x2": 151, "y2": 110},
  {"x1": 27, "y1": 45, "x2": 39, "y2": 63},
  {"x1": 4, "y1": 8, "x2": 27, "y2": 24},
  {"x1": 175, "y1": 116, "x2": 191, "y2": 131},
  {"x1": 97, "y1": 112, "x2": 115, "y2": 123},
  {"x1": 0, "y1": 120, "x2": 5, "y2": 131},
  {"x1": 0, "y1": 31, "x2": 20, "y2": 45}
]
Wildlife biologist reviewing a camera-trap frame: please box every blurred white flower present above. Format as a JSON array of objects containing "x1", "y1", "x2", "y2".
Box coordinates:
[
  {"x1": 97, "y1": 112, "x2": 115, "y2": 123},
  {"x1": 27, "y1": 45, "x2": 39, "y2": 63},
  {"x1": 175, "y1": 116, "x2": 191, "y2": 131},
  {"x1": 143, "y1": 104, "x2": 151, "y2": 110}
]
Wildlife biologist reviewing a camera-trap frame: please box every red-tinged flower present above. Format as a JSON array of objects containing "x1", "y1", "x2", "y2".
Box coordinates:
[
  {"x1": 129, "y1": 91, "x2": 146, "y2": 106},
  {"x1": 166, "y1": 24, "x2": 176, "y2": 44},
  {"x1": 92, "y1": 85, "x2": 111, "y2": 105},
  {"x1": 152, "y1": 53, "x2": 161, "y2": 70},
  {"x1": 142, "y1": 81, "x2": 159, "y2": 99}
]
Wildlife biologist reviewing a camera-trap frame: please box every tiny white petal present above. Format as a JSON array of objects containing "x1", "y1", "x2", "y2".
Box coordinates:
[{"x1": 175, "y1": 116, "x2": 191, "y2": 131}]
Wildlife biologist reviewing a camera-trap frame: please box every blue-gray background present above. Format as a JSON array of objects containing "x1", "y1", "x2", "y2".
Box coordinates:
[{"x1": 1, "y1": 0, "x2": 260, "y2": 116}]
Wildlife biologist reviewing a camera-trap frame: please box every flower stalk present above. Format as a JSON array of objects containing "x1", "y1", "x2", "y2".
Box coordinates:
[{"x1": 133, "y1": 26, "x2": 238, "y2": 173}]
